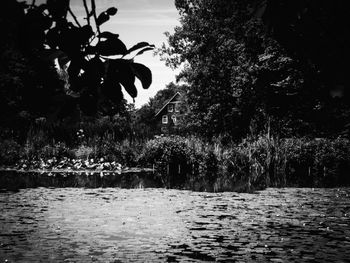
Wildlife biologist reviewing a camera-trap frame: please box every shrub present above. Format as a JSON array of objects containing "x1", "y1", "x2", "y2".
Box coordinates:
[
  {"x1": 89, "y1": 138, "x2": 139, "y2": 166},
  {"x1": 139, "y1": 135, "x2": 196, "y2": 187}
]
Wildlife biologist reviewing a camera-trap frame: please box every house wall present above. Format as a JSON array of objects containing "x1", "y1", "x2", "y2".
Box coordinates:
[{"x1": 158, "y1": 101, "x2": 182, "y2": 134}]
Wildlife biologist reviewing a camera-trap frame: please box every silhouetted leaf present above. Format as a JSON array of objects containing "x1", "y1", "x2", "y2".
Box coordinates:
[
  {"x1": 98, "y1": 31, "x2": 119, "y2": 39},
  {"x1": 96, "y1": 12, "x2": 109, "y2": 26},
  {"x1": 131, "y1": 63, "x2": 152, "y2": 89},
  {"x1": 127, "y1": 42, "x2": 152, "y2": 54},
  {"x1": 106, "y1": 7, "x2": 118, "y2": 16},
  {"x1": 135, "y1": 46, "x2": 155, "y2": 56},
  {"x1": 109, "y1": 59, "x2": 137, "y2": 98},
  {"x1": 96, "y1": 36, "x2": 127, "y2": 56}
]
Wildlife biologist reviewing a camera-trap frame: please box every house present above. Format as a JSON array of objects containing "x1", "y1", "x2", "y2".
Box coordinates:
[{"x1": 155, "y1": 92, "x2": 184, "y2": 134}]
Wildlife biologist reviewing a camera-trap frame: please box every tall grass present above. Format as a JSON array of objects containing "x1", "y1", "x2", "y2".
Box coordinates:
[
  {"x1": 1, "y1": 122, "x2": 349, "y2": 191},
  {"x1": 139, "y1": 135, "x2": 350, "y2": 191}
]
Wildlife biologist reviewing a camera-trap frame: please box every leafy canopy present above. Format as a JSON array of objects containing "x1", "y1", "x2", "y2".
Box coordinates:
[
  {"x1": 2, "y1": 0, "x2": 155, "y2": 120},
  {"x1": 159, "y1": 0, "x2": 350, "y2": 139}
]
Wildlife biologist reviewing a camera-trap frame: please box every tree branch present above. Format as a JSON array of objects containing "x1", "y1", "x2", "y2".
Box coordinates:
[
  {"x1": 91, "y1": 0, "x2": 101, "y2": 35},
  {"x1": 82, "y1": 0, "x2": 91, "y2": 26},
  {"x1": 68, "y1": 7, "x2": 82, "y2": 27}
]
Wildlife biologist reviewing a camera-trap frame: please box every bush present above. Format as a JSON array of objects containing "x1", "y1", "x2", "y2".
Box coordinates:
[
  {"x1": 139, "y1": 135, "x2": 194, "y2": 187},
  {"x1": 89, "y1": 138, "x2": 139, "y2": 167},
  {"x1": 138, "y1": 135, "x2": 266, "y2": 191},
  {"x1": 39, "y1": 142, "x2": 74, "y2": 159}
]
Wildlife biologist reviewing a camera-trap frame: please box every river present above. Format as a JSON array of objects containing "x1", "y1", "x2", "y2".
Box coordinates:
[{"x1": 0, "y1": 188, "x2": 349, "y2": 262}]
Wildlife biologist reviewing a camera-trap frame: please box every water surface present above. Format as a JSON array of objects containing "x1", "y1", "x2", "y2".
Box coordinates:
[{"x1": 0, "y1": 188, "x2": 349, "y2": 262}]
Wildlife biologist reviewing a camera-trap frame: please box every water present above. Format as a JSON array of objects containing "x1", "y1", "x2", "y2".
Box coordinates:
[{"x1": 0, "y1": 188, "x2": 349, "y2": 262}]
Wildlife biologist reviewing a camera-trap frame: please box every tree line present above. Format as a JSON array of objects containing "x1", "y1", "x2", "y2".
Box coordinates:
[{"x1": 158, "y1": 0, "x2": 350, "y2": 140}]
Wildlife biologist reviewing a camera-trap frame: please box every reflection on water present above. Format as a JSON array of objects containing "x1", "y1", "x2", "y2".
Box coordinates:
[{"x1": 0, "y1": 188, "x2": 350, "y2": 262}]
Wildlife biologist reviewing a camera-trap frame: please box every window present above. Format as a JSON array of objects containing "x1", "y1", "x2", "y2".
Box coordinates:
[
  {"x1": 162, "y1": 115, "x2": 168, "y2": 124},
  {"x1": 171, "y1": 115, "x2": 177, "y2": 125},
  {"x1": 168, "y1": 104, "x2": 174, "y2": 112},
  {"x1": 175, "y1": 103, "x2": 180, "y2": 112}
]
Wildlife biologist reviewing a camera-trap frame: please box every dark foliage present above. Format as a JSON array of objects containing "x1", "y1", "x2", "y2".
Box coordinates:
[
  {"x1": 160, "y1": 0, "x2": 350, "y2": 139},
  {"x1": 0, "y1": 0, "x2": 154, "y2": 128}
]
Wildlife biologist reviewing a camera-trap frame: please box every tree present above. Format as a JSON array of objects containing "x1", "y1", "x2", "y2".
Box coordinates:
[
  {"x1": 160, "y1": 0, "x2": 350, "y2": 139},
  {"x1": 0, "y1": 0, "x2": 154, "y2": 125}
]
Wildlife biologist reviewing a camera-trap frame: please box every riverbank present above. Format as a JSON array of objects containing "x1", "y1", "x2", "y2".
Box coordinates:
[
  {"x1": 1, "y1": 135, "x2": 350, "y2": 192},
  {"x1": 0, "y1": 168, "x2": 159, "y2": 190}
]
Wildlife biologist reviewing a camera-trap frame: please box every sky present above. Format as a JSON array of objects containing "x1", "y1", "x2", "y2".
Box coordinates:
[{"x1": 69, "y1": 0, "x2": 181, "y2": 108}]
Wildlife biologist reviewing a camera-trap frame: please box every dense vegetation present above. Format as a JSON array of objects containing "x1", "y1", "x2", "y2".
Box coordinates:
[
  {"x1": 159, "y1": 0, "x2": 350, "y2": 139},
  {"x1": 2, "y1": 134, "x2": 350, "y2": 191},
  {"x1": 1, "y1": 0, "x2": 153, "y2": 132},
  {"x1": 1, "y1": 0, "x2": 350, "y2": 191}
]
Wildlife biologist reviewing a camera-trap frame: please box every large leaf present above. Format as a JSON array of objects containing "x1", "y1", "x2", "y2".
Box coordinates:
[
  {"x1": 96, "y1": 12, "x2": 109, "y2": 26},
  {"x1": 106, "y1": 7, "x2": 118, "y2": 16},
  {"x1": 96, "y1": 36, "x2": 127, "y2": 56},
  {"x1": 130, "y1": 63, "x2": 152, "y2": 89},
  {"x1": 96, "y1": 7, "x2": 118, "y2": 26},
  {"x1": 108, "y1": 59, "x2": 137, "y2": 98},
  {"x1": 99, "y1": 31, "x2": 119, "y2": 39}
]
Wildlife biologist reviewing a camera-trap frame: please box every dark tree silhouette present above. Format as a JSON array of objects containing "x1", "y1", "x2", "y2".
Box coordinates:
[
  {"x1": 160, "y1": 0, "x2": 350, "y2": 139},
  {"x1": 1, "y1": 0, "x2": 154, "y2": 123}
]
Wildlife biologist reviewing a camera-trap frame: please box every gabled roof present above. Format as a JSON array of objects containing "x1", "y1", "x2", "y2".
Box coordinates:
[{"x1": 155, "y1": 92, "x2": 181, "y2": 117}]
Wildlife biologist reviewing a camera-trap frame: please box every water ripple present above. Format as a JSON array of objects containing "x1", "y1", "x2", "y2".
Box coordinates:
[{"x1": 0, "y1": 187, "x2": 349, "y2": 262}]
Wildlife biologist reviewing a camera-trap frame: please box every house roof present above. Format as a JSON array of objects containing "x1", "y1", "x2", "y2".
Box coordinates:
[{"x1": 155, "y1": 92, "x2": 181, "y2": 117}]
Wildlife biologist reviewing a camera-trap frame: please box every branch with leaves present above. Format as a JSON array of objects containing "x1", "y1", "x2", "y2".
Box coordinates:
[{"x1": 19, "y1": 0, "x2": 155, "y2": 118}]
